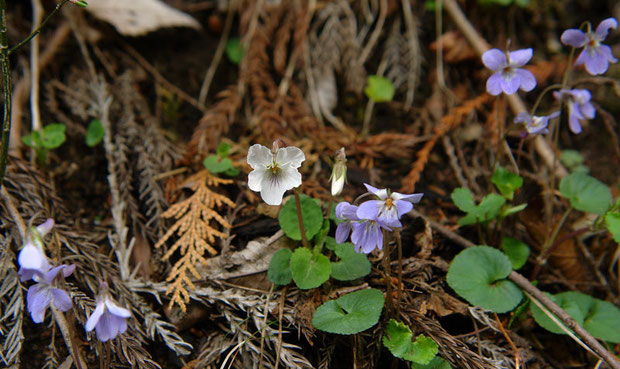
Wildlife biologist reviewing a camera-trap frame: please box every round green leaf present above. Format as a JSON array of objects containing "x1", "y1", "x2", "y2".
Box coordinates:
[
  {"x1": 451, "y1": 188, "x2": 476, "y2": 213},
  {"x1": 412, "y1": 357, "x2": 453, "y2": 369},
  {"x1": 312, "y1": 288, "x2": 384, "y2": 334},
  {"x1": 278, "y1": 195, "x2": 324, "y2": 241},
  {"x1": 216, "y1": 141, "x2": 232, "y2": 158},
  {"x1": 559, "y1": 172, "x2": 612, "y2": 215},
  {"x1": 41, "y1": 124, "x2": 66, "y2": 149},
  {"x1": 364, "y1": 75, "x2": 395, "y2": 103},
  {"x1": 492, "y1": 166, "x2": 523, "y2": 200},
  {"x1": 268, "y1": 249, "x2": 292, "y2": 285},
  {"x1": 203, "y1": 155, "x2": 233, "y2": 173},
  {"x1": 330, "y1": 240, "x2": 371, "y2": 281},
  {"x1": 225, "y1": 37, "x2": 244, "y2": 65},
  {"x1": 447, "y1": 246, "x2": 522, "y2": 313},
  {"x1": 500, "y1": 237, "x2": 530, "y2": 270},
  {"x1": 531, "y1": 291, "x2": 620, "y2": 343},
  {"x1": 86, "y1": 119, "x2": 104, "y2": 147},
  {"x1": 410, "y1": 335, "x2": 439, "y2": 365},
  {"x1": 290, "y1": 248, "x2": 330, "y2": 290}
]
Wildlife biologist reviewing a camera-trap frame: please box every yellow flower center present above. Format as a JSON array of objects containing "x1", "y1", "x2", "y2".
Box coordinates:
[{"x1": 385, "y1": 198, "x2": 394, "y2": 209}]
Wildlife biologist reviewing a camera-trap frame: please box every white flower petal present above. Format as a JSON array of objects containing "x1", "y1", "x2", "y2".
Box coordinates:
[
  {"x1": 105, "y1": 298, "x2": 131, "y2": 318},
  {"x1": 259, "y1": 165, "x2": 302, "y2": 205},
  {"x1": 18, "y1": 242, "x2": 47, "y2": 270},
  {"x1": 248, "y1": 168, "x2": 266, "y2": 192},
  {"x1": 247, "y1": 144, "x2": 273, "y2": 169},
  {"x1": 275, "y1": 147, "x2": 305, "y2": 168}
]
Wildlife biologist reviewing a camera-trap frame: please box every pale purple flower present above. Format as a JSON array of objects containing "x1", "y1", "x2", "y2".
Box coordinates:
[
  {"x1": 482, "y1": 48, "x2": 537, "y2": 95},
  {"x1": 351, "y1": 219, "x2": 387, "y2": 254},
  {"x1": 85, "y1": 284, "x2": 131, "y2": 342},
  {"x1": 18, "y1": 218, "x2": 55, "y2": 281},
  {"x1": 514, "y1": 111, "x2": 560, "y2": 136},
  {"x1": 27, "y1": 264, "x2": 75, "y2": 323},
  {"x1": 247, "y1": 143, "x2": 305, "y2": 206},
  {"x1": 335, "y1": 202, "x2": 360, "y2": 243},
  {"x1": 357, "y1": 184, "x2": 423, "y2": 227},
  {"x1": 561, "y1": 18, "x2": 618, "y2": 75},
  {"x1": 553, "y1": 89, "x2": 596, "y2": 134}
]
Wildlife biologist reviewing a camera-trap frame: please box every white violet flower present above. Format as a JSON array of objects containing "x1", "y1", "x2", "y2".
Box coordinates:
[{"x1": 247, "y1": 142, "x2": 305, "y2": 206}]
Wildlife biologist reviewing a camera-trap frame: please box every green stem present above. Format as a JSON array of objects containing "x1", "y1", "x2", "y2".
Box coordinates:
[
  {"x1": 394, "y1": 229, "x2": 403, "y2": 317},
  {"x1": 8, "y1": 0, "x2": 69, "y2": 55},
  {"x1": 0, "y1": 0, "x2": 11, "y2": 189},
  {"x1": 294, "y1": 188, "x2": 309, "y2": 248},
  {"x1": 530, "y1": 83, "x2": 563, "y2": 116}
]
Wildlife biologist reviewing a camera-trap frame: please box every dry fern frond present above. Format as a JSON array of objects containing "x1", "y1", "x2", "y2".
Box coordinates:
[
  {"x1": 155, "y1": 170, "x2": 234, "y2": 311},
  {"x1": 401, "y1": 93, "x2": 494, "y2": 192},
  {"x1": 0, "y1": 234, "x2": 24, "y2": 367}
]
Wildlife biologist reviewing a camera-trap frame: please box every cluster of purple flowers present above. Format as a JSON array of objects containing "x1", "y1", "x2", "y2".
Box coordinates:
[
  {"x1": 17, "y1": 219, "x2": 130, "y2": 342},
  {"x1": 481, "y1": 17, "x2": 616, "y2": 136},
  {"x1": 335, "y1": 184, "x2": 423, "y2": 254}
]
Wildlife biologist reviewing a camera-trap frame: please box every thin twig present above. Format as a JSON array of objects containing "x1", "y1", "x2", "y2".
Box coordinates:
[
  {"x1": 0, "y1": 0, "x2": 12, "y2": 189},
  {"x1": 0, "y1": 186, "x2": 27, "y2": 238},
  {"x1": 274, "y1": 286, "x2": 286, "y2": 369},
  {"x1": 493, "y1": 313, "x2": 520, "y2": 369},
  {"x1": 30, "y1": 0, "x2": 43, "y2": 132},
  {"x1": 8, "y1": 0, "x2": 69, "y2": 54},
  {"x1": 358, "y1": 0, "x2": 387, "y2": 65},
  {"x1": 198, "y1": 0, "x2": 236, "y2": 104}
]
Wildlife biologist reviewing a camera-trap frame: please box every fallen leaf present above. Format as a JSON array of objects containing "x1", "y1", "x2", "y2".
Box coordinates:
[{"x1": 85, "y1": 0, "x2": 201, "y2": 36}]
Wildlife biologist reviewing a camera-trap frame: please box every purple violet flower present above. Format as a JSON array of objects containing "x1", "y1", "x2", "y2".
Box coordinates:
[
  {"x1": 27, "y1": 264, "x2": 75, "y2": 323},
  {"x1": 514, "y1": 111, "x2": 560, "y2": 136},
  {"x1": 357, "y1": 184, "x2": 423, "y2": 227},
  {"x1": 350, "y1": 219, "x2": 388, "y2": 254},
  {"x1": 561, "y1": 18, "x2": 618, "y2": 75},
  {"x1": 335, "y1": 202, "x2": 360, "y2": 243},
  {"x1": 482, "y1": 48, "x2": 537, "y2": 96},
  {"x1": 18, "y1": 218, "x2": 55, "y2": 281},
  {"x1": 85, "y1": 284, "x2": 131, "y2": 342},
  {"x1": 553, "y1": 89, "x2": 596, "y2": 134}
]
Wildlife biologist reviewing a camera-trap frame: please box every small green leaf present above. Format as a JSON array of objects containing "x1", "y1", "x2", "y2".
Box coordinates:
[
  {"x1": 225, "y1": 37, "x2": 244, "y2": 65},
  {"x1": 21, "y1": 134, "x2": 36, "y2": 148},
  {"x1": 313, "y1": 219, "x2": 331, "y2": 250},
  {"x1": 268, "y1": 249, "x2": 292, "y2": 285},
  {"x1": 606, "y1": 211, "x2": 620, "y2": 244},
  {"x1": 278, "y1": 195, "x2": 324, "y2": 241},
  {"x1": 312, "y1": 289, "x2": 384, "y2": 334},
  {"x1": 452, "y1": 188, "x2": 506, "y2": 226},
  {"x1": 330, "y1": 239, "x2": 371, "y2": 281},
  {"x1": 73, "y1": 0, "x2": 88, "y2": 7},
  {"x1": 290, "y1": 248, "x2": 331, "y2": 289},
  {"x1": 451, "y1": 188, "x2": 476, "y2": 213},
  {"x1": 203, "y1": 155, "x2": 233, "y2": 173},
  {"x1": 447, "y1": 246, "x2": 523, "y2": 313},
  {"x1": 223, "y1": 166, "x2": 240, "y2": 177},
  {"x1": 492, "y1": 166, "x2": 523, "y2": 200},
  {"x1": 216, "y1": 141, "x2": 231, "y2": 158},
  {"x1": 501, "y1": 237, "x2": 530, "y2": 270},
  {"x1": 383, "y1": 319, "x2": 414, "y2": 360},
  {"x1": 41, "y1": 124, "x2": 66, "y2": 149},
  {"x1": 410, "y1": 335, "x2": 439, "y2": 365},
  {"x1": 559, "y1": 172, "x2": 612, "y2": 215},
  {"x1": 411, "y1": 357, "x2": 453, "y2": 369},
  {"x1": 560, "y1": 150, "x2": 586, "y2": 171},
  {"x1": 364, "y1": 75, "x2": 395, "y2": 103},
  {"x1": 86, "y1": 119, "x2": 104, "y2": 147},
  {"x1": 501, "y1": 203, "x2": 527, "y2": 217}
]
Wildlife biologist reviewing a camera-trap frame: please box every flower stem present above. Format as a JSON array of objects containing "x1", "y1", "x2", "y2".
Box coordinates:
[
  {"x1": 294, "y1": 188, "x2": 309, "y2": 248},
  {"x1": 382, "y1": 229, "x2": 392, "y2": 316},
  {"x1": 394, "y1": 229, "x2": 403, "y2": 317},
  {"x1": 531, "y1": 207, "x2": 571, "y2": 280}
]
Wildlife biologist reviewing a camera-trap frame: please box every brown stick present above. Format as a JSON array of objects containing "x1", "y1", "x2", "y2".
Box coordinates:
[{"x1": 410, "y1": 209, "x2": 620, "y2": 369}]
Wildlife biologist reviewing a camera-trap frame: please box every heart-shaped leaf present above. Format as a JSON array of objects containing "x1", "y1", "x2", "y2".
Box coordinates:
[
  {"x1": 312, "y1": 288, "x2": 384, "y2": 334},
  {"x1": 329, "y1": 238, "x2": 371, "y2": 281},
  {"x1": 41, "y1": 124, "x2": 67, "y2": 149},
  {"x1": 451, "y1": 188, "x2": 506, "y2": 226},
  {"x1": 364, "y1": 75, "x2": 394, "y2": 103},
  {"x1": 559, "y1": 172, "x2": 612, "y2": 215},
  {"x1": 383, "y1": 319, "x2": 414, "y2": 359},
  {"x1": 278, "y1": 195, "x2": 324, "y2": 241},
  {"x1": 412, "y1": 357, "x2": 453, "y2": 369},
  {"x1": 447, "y1": 246, "x2": 522, "y2": 313},
  {"x1": 268, "y1": 248, "x2": 292, "y2": 285},
  {"x1": 531, "y1": 291, "x2": 620, "y2": 343},
  {"x1": 410, "y1": 335, "x2": 439, "y2": 365},
  {"x1": 605, "y1": 211, "x2": 620, "y2": 244},
  {"x1": 290, "y1": 248, "x2": 330, "y2": 290}
]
